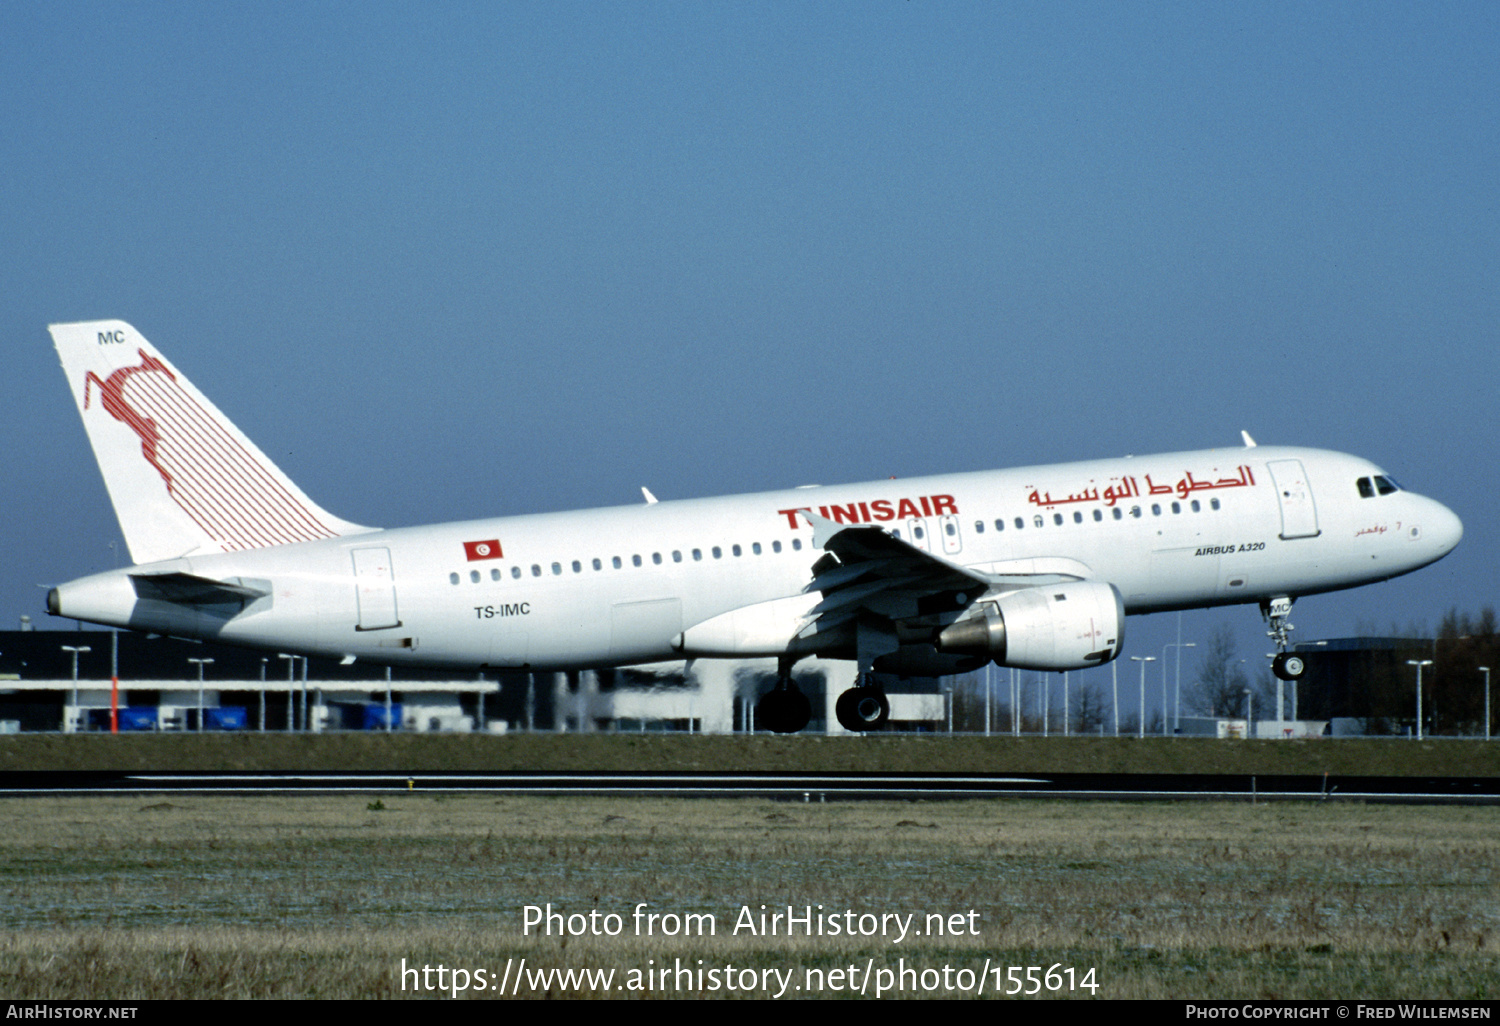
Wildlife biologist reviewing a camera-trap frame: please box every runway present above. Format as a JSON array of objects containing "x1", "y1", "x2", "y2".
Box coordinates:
[{"x1": 1, "y1": 770, "x2": 1497, "y2": 803}]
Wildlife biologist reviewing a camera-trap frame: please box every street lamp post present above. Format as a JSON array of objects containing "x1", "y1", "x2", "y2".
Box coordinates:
[
  {"x1": 188, "y1": 658, "x2": 213, "y2": 732},
  {"x1": 1163, "y1": 642, "x2": 1195, "y2": 734},
  {"x1": 61, "y1": 645, "x2": 91, "y2": 732},
  {"x1": 1407, "y1": 659, "x2": 1433, "y2": 740},
  {"x1": 1479, "y1": 667, "x2": 1490, "y2": 741},
  {"x1": 1130, "y1": 656, "x2": 1155, "y2": 739},
  {"x1": 1244, "y1": 688, "x2": 1255, "y2": 738},
  {"x1": 985, "y1": 663, "x2": 991, "y2": 737},
  {"x1": 1111, "y1": 659, "x2": 1120, "y2": 737},
  {"x1": 278, "y1": 654, "x2": 297, "y2": 731}
]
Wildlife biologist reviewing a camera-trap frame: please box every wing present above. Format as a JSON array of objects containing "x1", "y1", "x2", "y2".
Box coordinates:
[
  {"x1": 798, "y1": 514, "x2": 992, "y2": 640},
  {"x1": 797, "y1": 512, "x2": 1121, "y2": 669}
]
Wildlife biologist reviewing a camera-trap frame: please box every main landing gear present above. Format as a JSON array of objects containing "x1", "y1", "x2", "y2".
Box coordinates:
[
  {"x1": 835, "y1": 621, "x2": 895, "y2": 733},
  {"x1": 835, "y1": 675, "x2": 890, "y2": 733},
  {"x1": 1263, "y1": 596, "x2": 1307, "y2": 682},
  {"x1": 756, "y1": 656, "x2": 811, "y2": 734},
  {"x1": 755, "y1": 659, "x2": 894, "y2": 734}
]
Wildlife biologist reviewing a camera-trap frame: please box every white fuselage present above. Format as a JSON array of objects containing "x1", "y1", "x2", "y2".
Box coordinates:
[{"x1": 50, "y1": 445, "x2": 1462, "y2": 673}]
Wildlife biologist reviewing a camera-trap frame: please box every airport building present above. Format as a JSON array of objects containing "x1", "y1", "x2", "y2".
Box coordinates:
[
  {"x1": 0, "y1": 629, "x2": 946, "y2": 734},
  {"x1": 1286, "y1": 635, "x2": 1492, "y2": 737},
  {"x1": 3, "y1": 629, "x2": 1482, "y2": 737}
]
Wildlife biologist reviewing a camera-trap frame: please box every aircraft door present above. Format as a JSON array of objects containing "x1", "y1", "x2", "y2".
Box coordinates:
[
  {"x1": 904, "y1": 518, "x2": 932, "y2": 552},
  {"x1": 939, "y1": 514, "x2": 962, "y2": 555},
  {"x1": 1266, "y1": 459, "x2": 1320, "y2": 539},
  {"x1": 352, "y1": 547, "x2": 401, "y2": 630}
]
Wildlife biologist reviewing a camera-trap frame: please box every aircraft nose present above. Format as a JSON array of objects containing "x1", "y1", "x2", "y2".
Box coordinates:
[{"x1": 1430, "y1": 500, "x2": 1463, "y2": 556}]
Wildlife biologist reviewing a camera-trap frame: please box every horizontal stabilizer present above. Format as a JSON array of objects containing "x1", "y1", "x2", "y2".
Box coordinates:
[{"x1": 130, "y1": 571, "x2": 269, "y2": 607}]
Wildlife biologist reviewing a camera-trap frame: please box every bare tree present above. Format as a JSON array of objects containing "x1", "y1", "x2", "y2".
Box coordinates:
[
  {"x1": 1188, "y1": 624, "x2": 1252, "y2": 716},
  {"x1": 1074, "y1": 682, "x2": 1108, "y2": 734}
]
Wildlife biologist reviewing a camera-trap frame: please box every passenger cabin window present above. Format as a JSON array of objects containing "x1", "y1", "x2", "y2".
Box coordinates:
[
  {"x1": 531, "y1": 564, "x2": 542, "y2": 577},
  {"x1": 772, "y1": 541, "x2": 782, "y2": 553},
  {"x1": 652, "y1": 552, "x2": 662, "y2": 565},
  {"x1": 792, "y1": 539, "x2": 802, "y2": 550},
  {"x1": 593, "y1": 558, "x2": 602, "y2": 571},
  {"x1": 1053, "y1": 513, "x2": 1063, "y2": 526},
  {"x1": 632, "y1": 555, "x2": 642, "y2": 567},
  {"x1": 994, "y1": 519, "x2": 1005, "y2": 532},
  {"x1": 449, "y1": 573, "x2": 459, "y2": 585},
  {"x1": 1015, "y1": 517, "x2": 1025, "y2": 530},
  {"x1": 974, "y1": 521, "x2": 985, "y2": 533},
  {"x1": 492, "y1": 568, "x2": 502, "y2": 580},
  {"x1": 673, "y1": 550, "x2": 683, "y2": 562},
  {"x1": 612, "y1": 556, "x2": 622, "y2": 569},
  {"x1": 512, "y1": 566, "x2": 522, "y2": 579},
  {"x1": 1073, "y1": 511, "x2": 1083, "y2": 524},
  {"x1": 692, "y1": 548, "x2": 703, "y2": 561},
  {"x1": 1033, "y1": 515, "x2": 1043, "y2": 528},
  {"x1": 571, "y1": 560, "x2": 581, "y2": 573}
]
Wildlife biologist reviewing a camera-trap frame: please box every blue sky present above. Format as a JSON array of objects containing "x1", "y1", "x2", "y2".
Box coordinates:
[{"x1": 3, "y1": 3, "x2": 1495, "y2": 709}]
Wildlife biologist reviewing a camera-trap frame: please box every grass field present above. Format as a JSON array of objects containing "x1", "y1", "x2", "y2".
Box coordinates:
[{"x1": 0, "y1": 794, "x2": 1495, "y2": 999}]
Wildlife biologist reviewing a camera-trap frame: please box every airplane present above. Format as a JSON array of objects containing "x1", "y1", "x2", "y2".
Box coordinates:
[{"x1": 45, "y1": 320, "x2": 1463, "y2": 733}]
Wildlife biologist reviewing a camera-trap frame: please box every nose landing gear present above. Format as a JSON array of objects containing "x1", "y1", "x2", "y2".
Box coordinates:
[{"x1": 1263, "y1": 596, "x2": 1307, "y2": 681}]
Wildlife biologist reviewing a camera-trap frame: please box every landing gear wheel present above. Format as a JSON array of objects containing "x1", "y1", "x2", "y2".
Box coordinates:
[
  {"x1": 756, "y1": 686, "x2": 811, "y2": 734},
  {"x1": 1272, "y1": 653, "x2": 1306, "y2": 681},
  {"x1": 835, "y1": 686, "x2": 890, "y2": 732}
]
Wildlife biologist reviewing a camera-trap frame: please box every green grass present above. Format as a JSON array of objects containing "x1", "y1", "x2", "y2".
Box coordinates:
[{"x1": 1, "y1": 731, "x2": 1497, "y2": 775}]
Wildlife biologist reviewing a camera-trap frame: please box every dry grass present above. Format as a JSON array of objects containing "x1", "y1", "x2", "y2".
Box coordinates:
[{"x1": 0, "y1": 795, "x2": 1495, "y2": 998}]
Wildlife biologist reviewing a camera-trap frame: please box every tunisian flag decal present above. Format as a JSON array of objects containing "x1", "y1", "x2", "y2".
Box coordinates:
[{"x1": 463, "y1": 539, "x2": 503, "y2": 561}]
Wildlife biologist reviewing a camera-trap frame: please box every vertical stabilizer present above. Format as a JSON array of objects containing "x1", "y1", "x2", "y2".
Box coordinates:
[{"x1": 50, "y1": 320, "x2": 370, "y2": 565}]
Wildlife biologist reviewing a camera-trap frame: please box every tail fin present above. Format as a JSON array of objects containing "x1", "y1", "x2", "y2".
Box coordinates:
[{"x1": 50, "y1": 320, "x2": 371, "y2": 565}]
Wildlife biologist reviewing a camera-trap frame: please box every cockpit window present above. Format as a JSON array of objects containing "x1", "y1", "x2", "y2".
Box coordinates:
[
  {"x1": 1373, "y1": 475, "x2": 1399, "y2": 496},
  {"x1": 1357, "y1": 477, "x2": 1375, "y2": 498}
]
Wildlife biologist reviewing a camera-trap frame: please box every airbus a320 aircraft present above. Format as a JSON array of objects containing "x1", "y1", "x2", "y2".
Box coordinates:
[{"x1": 46, "y1": 321, "x2": 1462, "y2": 733}]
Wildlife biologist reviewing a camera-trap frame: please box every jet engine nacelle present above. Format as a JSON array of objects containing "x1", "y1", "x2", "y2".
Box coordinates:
[{"x1": 935, "y1": 581, "x2": 1124, "y2": 670}]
